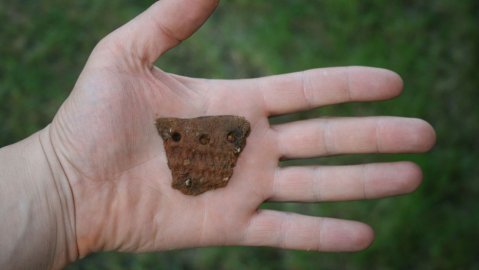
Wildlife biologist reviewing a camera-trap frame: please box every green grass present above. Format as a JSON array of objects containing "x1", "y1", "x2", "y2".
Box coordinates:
[{"x1": 1, "y1": 0, "x2": 478, "y2": 269}]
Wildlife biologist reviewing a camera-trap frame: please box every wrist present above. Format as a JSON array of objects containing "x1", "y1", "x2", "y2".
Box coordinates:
[
  {"x1": 39, "y1": 126, "x2": 79, "y2": 268},
  {"x1": 0, "y1": 127, "x2": 78, "y2": 269}
]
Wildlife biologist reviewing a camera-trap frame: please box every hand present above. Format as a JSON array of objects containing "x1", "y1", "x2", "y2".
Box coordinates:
[{"x1": 47, "y1": 0, "x2": 436, "y2": 258}]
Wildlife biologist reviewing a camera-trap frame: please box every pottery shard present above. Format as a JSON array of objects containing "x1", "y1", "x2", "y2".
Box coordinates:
[{"x1": 156, "y1": 115, "x2": 251, "y2": 195}]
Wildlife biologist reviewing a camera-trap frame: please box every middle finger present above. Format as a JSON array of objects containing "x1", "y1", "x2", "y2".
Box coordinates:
[{"x1": 274, "y1": 117, "x2": 435, "y2": 159}]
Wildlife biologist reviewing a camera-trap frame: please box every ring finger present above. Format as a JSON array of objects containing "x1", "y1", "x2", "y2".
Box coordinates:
[{"x1": 271, "y1": 161, "x2": 422, "y2": 202}]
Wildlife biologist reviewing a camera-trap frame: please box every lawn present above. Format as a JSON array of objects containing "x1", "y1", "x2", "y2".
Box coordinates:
[{"x1": 1, "y1": 0, "x2": 478, "y2": 269}]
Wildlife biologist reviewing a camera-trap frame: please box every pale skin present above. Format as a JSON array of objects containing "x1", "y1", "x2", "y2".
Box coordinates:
[{"x1": 0, "y1": 0, "x2": 436, "y2": 269}]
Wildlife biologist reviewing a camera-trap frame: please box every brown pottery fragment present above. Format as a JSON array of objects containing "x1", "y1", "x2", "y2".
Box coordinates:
[{"x1": 156, "y1": 115, "x2": 250, "y2": 195}]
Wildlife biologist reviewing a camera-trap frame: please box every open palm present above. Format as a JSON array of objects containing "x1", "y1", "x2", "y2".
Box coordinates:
[{"x1": 47, "y1": 0, "x2": 435, "y2": 257}]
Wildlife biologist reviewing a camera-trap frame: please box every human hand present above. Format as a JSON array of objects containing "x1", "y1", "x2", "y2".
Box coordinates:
[{"x1": 46, "y1": 0, "x2": 436, "y2": 259}]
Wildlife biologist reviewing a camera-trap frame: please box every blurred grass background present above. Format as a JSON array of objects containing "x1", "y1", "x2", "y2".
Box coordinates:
[{"x1": 1, "y1": 0, "x2": 478, "y2": 269}]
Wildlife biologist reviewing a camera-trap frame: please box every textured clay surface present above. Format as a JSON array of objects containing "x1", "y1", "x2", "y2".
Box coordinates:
[{"x1": 156, "y1": 115, "x2": 251, "y2": 195}]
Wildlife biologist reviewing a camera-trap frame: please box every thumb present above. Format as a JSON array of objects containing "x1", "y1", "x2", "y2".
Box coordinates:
[{"x1": 105, "y1": 0, "x2": 219, "y2": 64}]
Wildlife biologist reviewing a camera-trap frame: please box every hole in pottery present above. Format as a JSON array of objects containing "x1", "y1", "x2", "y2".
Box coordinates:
[
  {"x1": 226, "y1": 131, "x2": 236, "y2": 143},
  {"x1": 171, "y1": 132, "x2": 181, "y2": 142},
  {"x1": 199, "y1": 134, "x2": 210, "y2": 145}
]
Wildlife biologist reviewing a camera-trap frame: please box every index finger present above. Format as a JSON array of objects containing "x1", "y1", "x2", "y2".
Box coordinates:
[{"x1": 253, "y1": 66, "x2": 403, "y2": 115}]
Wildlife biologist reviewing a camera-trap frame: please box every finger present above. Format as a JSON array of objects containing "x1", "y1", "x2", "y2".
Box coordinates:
[
  {"x1": 275, "y1": 117, "x2": 436, "y2": 158},
  {"x1": 242, "y1": 210, "x2": 374, "y2": 251},
  {"x1": 271, "y1": 162, "x2": 422, "y2": 202},
  {"x1": 254, "y1": 66, "x2": 403, "y2": 115},
  {"x1": 106, "y1": 0, "x2": 219, "y2": 64}
]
